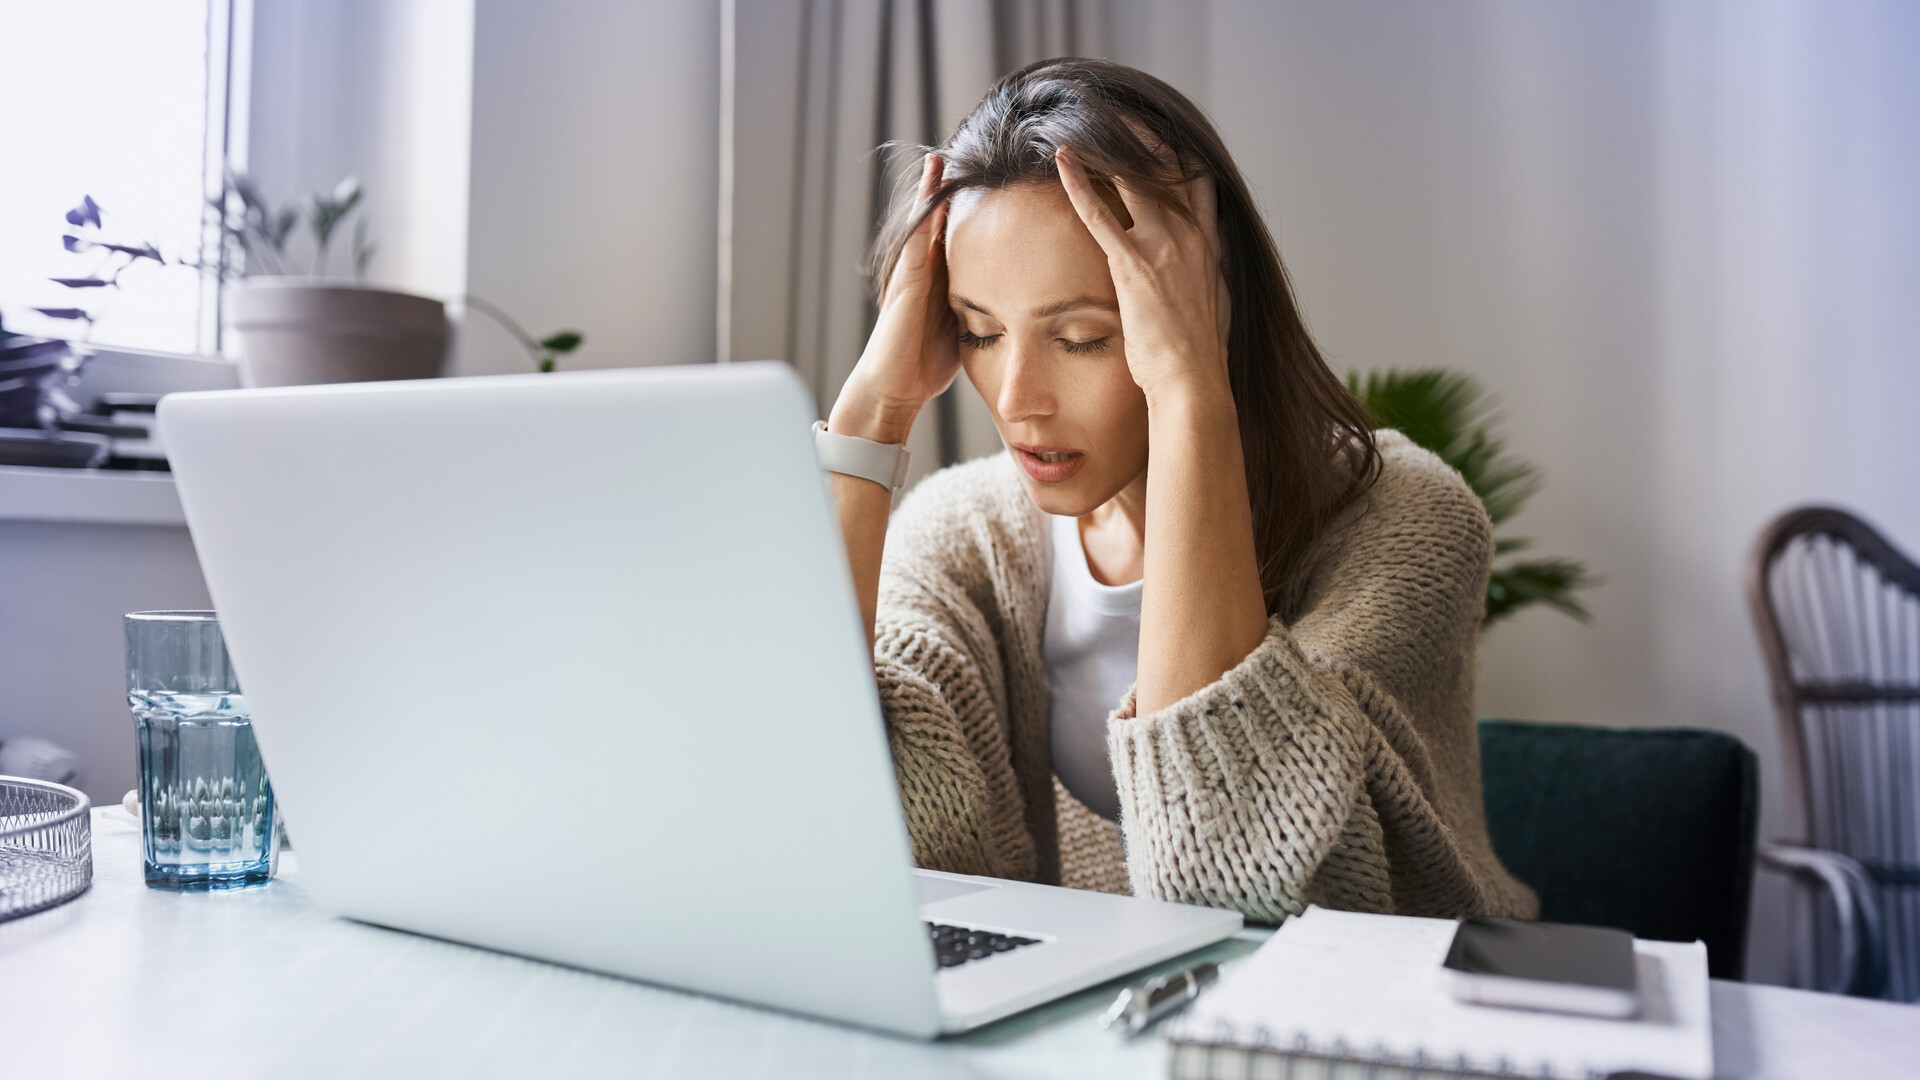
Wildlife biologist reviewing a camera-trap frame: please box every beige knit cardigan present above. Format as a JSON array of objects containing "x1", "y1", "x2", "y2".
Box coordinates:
[{"x1": 872, "y1": 431, "x2": 1538, "y2": 923}]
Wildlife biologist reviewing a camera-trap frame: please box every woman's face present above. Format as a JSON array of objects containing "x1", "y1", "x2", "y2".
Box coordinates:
[{"x1": 944, "y1": 181, "x2": 1149, "y2": 517}]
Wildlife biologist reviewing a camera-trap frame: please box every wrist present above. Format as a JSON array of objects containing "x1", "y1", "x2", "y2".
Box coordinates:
[
  {"x1": 829, "y1": 378, "x2": 919, "y2": 445},
  {"x1": 1144, "y1": 377, "x2": 1238, "y2": 424}
]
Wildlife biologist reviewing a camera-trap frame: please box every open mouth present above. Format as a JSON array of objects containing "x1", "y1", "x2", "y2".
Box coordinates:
[{"x1": 1012, "y1": 444, "x2": 1086, "y2": 483}]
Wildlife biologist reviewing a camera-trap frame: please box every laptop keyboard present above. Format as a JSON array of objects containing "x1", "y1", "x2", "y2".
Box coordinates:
[{"x1": 926, "y1": 921, "x2": 1042, "y2": 969}]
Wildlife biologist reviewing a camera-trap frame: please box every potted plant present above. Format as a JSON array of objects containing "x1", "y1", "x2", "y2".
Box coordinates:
[
  {"x1": 1348, "y1": 368, "x2": 1600, "y2": 627},
  {"x1": 43, "y1": 180, "x2": 582, "y2": 389},
  {"x1": 213, "y1": 176, "x2": 438, "y2": 387}
]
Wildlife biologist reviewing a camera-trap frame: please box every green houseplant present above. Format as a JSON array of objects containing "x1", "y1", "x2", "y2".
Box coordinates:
[
  {"x1": 211, "y1": 176, "x2": 584, "y2": 384},
  {"x1": 43, "y1": 179, "x2": 583, "y2": 385},
  {"x1": 1348, "y1": 368, "x2": 1599, "y2": 627}
]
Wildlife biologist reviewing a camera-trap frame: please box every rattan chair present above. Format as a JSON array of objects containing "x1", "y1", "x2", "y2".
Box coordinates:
[{"x1": 1748, "y1": 506, "x2": 1920, "y2": 1000}]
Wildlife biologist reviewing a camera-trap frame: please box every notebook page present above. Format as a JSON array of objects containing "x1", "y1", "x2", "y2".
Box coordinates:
[{"x1": 1167, "y1": 907, "x2": 1712, "y2": 1080}]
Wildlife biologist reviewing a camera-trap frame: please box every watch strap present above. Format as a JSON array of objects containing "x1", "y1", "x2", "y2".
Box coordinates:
[{"x1": 812, "y1": 420, "x2": 912, "y2": 492}]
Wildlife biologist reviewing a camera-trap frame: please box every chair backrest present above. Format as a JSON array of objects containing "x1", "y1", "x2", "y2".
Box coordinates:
[
  {"x1": 1478, "y1": 719, "x2": 1758, "y2": 980},
  {"x1": 1747, "y1": 505, "x2": 1920, "y2": 999}
]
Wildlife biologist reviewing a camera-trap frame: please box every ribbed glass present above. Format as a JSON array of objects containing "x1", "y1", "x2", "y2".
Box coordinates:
[{"x1": 126, "y1": 611, "x2": 277, "y2": 890}]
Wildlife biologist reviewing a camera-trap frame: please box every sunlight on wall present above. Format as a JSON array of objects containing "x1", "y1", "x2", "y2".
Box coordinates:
[{"x1": 0, "y1": 0, "x2": 213, "y2": 354}]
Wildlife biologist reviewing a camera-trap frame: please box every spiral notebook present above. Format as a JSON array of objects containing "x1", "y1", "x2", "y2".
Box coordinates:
[{"x1": 1165, "y1": 907, "x2": 1712, "y2": 1080}]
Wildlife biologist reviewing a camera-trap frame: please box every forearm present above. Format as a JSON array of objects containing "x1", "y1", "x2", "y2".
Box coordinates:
[
  {"x1": 1110, "y1": 627, "x2": 1388, "y2": 920},
  {"x1": 827, "y1": 381, "x2": 918, "y2": 645},
  {"x1": 1136, "y1": 388, "x2": 1269, "y2": 713}
]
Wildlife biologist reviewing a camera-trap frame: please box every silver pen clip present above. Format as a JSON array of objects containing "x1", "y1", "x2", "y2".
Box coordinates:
[{"x1": 1098, "y1": 960, "x2": 1220, "y2": 1036}]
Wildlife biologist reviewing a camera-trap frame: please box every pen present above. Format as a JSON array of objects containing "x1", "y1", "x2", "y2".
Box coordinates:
[{"x1": 1098, "y1": 960, "x2": 1220, "y2": 1036}]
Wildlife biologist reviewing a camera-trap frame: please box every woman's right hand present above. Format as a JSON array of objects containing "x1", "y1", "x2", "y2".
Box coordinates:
[{"x1": 828, "y1": 154, "x2": 958, "y2": 445}]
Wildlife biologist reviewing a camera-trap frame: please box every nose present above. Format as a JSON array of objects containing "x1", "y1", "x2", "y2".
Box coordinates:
[{"x1": 995, "y1": 339, "x2": 1055, "y2": 426}]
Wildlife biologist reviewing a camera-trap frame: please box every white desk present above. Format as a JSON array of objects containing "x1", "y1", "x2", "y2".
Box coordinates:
[{"x1": 5, "y1": 810, "x2": 1916, "y2": 1079}]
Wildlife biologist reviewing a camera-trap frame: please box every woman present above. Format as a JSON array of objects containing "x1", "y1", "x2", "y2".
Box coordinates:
[{"x1": 819, "y1": 58, "x2": 1535, "y2": 922}]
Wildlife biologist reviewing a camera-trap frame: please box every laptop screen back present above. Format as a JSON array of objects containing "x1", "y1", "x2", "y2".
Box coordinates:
[{"x1": 158, "y1": 363, "x2": 943, "y2": 1037}]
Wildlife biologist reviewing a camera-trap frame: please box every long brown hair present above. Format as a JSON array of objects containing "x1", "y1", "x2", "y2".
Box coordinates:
[{"x1": 871, "y1": 58, "x2": 1379, "y2": 618}]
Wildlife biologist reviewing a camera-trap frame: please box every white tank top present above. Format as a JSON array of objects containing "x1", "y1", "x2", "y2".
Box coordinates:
[{"x1": 1042, "y1": 513, "x2": 1141, "y2": 822}]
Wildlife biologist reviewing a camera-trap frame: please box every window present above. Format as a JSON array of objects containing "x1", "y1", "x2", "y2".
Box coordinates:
[{"x1": 0, "y1": 0, "x2": 233, "y2": 355}]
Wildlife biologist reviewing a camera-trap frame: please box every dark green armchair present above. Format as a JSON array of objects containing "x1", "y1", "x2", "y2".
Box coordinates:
[{"x1": 1478, "y1": 719, "x2": 1759, "y2": 980}]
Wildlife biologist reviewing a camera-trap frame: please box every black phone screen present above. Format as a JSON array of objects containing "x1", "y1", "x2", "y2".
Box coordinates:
[{"x1": 1443, "y1": 916, "x2": 1636, "y2": 991}]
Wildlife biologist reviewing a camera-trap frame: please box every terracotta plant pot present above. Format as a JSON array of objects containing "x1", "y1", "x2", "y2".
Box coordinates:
[{"x1": 223, "y1": 280, "x2": 448, "y2": 388}]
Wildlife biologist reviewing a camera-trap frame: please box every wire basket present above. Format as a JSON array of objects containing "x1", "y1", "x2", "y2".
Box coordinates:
[{"x1": 0, "y1": 775, "x2": 92, "y2": 923}]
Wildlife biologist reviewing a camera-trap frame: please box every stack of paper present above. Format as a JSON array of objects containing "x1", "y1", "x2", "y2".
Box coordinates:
[{"x1": 1166, "y1": 906, "x2": 1713, "y2": 1080}]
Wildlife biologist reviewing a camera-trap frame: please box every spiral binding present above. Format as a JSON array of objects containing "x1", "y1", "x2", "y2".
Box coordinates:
[{"x1": 1166, "y1": 1019, "x2": 1613, "y2": 1080}]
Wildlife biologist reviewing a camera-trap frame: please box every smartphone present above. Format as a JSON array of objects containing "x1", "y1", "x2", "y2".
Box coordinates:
[{"x1": 1442, "y1": 916, "x2": 1641, "y2": 1019}]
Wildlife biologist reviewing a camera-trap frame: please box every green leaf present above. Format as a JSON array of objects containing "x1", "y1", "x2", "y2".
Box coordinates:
[
  {"x1": 1485, "y1": 558, "x2": 1601, "y2": 626},
  {"x1": 352, "y1": 219, "x2": 376, "y2": 280},
  {"x1": 539, "y1": 330, "x2": 583, "y2": 353},
  {"x1": 1349, "y1": 366, "x2": 1601, "y2": 628},
  {"x1": 1346, "y1": 368, "x2": 1539, "y2": 525},
  {"x1": 307, "y1": 177, "x2": 364, "y2": 252},
  {"x1": 269, "y1": 208, "x2": 297, "y2": 249}
]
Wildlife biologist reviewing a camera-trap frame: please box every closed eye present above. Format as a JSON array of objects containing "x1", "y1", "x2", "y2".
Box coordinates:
[
  {"x1": 1060, "y1": 337, "x2": 1110, "y2": 354},
  {"x1": 958, "y1": 328, "x2": 1002, "y2": 350}
]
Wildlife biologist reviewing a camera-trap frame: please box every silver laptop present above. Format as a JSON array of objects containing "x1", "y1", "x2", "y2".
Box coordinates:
[{"x1": 157, "y1": 361, "x2": 1241, "y2": 1038}]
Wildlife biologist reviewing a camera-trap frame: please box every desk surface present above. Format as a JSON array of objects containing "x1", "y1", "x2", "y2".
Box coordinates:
[{"x1": 4, "y1": 810, "x2": 1915, "y2": 1079}]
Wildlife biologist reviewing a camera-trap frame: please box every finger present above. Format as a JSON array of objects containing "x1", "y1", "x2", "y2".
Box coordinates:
[
  {"x1": 1155, "y1": 151, "x2": 1191, "y2": 215},
  {"x1": 924, "y1": 204, "x2": 955, "y2": 326},
  {"x1": 1055, "y1": 147, "x2": 1136, "y2": 260},
  {"x1": 917, "y1": 152, "x2": 943, "y2": 203},
  {"x1": 905, "y1": 189, "x2": 945, "y2": 262},
  {"x1": 1108, "y1": 173, "x2": 1167, "y2": 244},
  {"x1": 1189, "y1": 172, "x2": 1226, "y2": 265},
  {"x1": 1126, "y1": 120, "x2": 1189, "y2": 211},
  {"x1": 886, "y1": 161, "x2": 947, "y2": 305},
  {"x1": 924, "y1": 199, "x2": 950, "y2": 287}
]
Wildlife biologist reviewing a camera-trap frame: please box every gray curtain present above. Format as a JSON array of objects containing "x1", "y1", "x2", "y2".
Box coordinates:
[{"x1": 719, "y1": 0, "x2": 1108, "y2": 484}]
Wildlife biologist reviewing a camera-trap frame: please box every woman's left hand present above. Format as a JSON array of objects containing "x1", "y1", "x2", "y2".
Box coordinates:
[
  {"x1": 1055, "y1": 144, "x2": 1232, "y2": 408},
  {"x1": 1057, "y1": 141, "x2": 1267, "y2": 715}
]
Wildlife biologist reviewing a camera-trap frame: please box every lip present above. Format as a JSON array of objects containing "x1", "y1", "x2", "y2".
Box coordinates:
[{"x1": 1011, "y1": 443, "x2": 1086, "y2": 484}]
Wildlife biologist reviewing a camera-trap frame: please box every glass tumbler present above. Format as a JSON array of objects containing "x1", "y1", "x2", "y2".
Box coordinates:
[{"x1": 126, "y1": 611, "x2": 277, "y2": 890}]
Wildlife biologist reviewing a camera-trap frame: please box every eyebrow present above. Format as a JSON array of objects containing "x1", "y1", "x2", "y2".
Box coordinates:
[{"x1": 950, "y1": 294, "x2": 1119, "y2": 319}]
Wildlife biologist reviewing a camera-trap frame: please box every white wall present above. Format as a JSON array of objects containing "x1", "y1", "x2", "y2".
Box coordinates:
[
  {"x1": 1147, "y1": 0, "x2": 1920, "y2": 984},
  {"x1": 458, "y1": 0, "x2": 721, "y2": 375},
  {"x1": 0, "y1": 521, "x2": 211, "y2": 805},
  {"x1": 246, "y1": 0, "x2": 475, "y2": 300},
  {"x1": 246, "y1": 0, "x2": 726, "y2": 378}
]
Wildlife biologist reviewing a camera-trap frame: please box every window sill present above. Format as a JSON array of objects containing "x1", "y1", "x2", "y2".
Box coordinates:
[{"x1": 0, "y1": 465, "x2": 185, "y2": 527}]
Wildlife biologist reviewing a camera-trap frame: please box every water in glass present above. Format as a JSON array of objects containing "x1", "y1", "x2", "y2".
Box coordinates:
[
  {"x1": 131, "y1": 689, "x2": 275, "y2": 889},
  {"x1": 125, "y1": 610, "x2": 277, "y2": 890}
]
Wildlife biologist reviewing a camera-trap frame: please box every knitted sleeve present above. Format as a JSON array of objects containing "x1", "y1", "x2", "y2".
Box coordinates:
[
  {"x1": 1107, "y1": 441, "x2": 1532, "y2": 924},
  {"x1": 873, "y1": 601, "x2": 1034, "y2": 882},
  {"x1": 869, "y1": 463, "x2": 1042, "y2": 885}
]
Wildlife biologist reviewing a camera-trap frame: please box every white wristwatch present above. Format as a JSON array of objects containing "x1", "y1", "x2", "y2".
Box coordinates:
[{"x1": 812, "y1": 421, "x2": 912, "y2": 493}]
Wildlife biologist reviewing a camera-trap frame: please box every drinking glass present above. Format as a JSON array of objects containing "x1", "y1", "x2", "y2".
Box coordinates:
[{"x1": 126, "y1": 611, "x2": 277, "y2": 890}]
